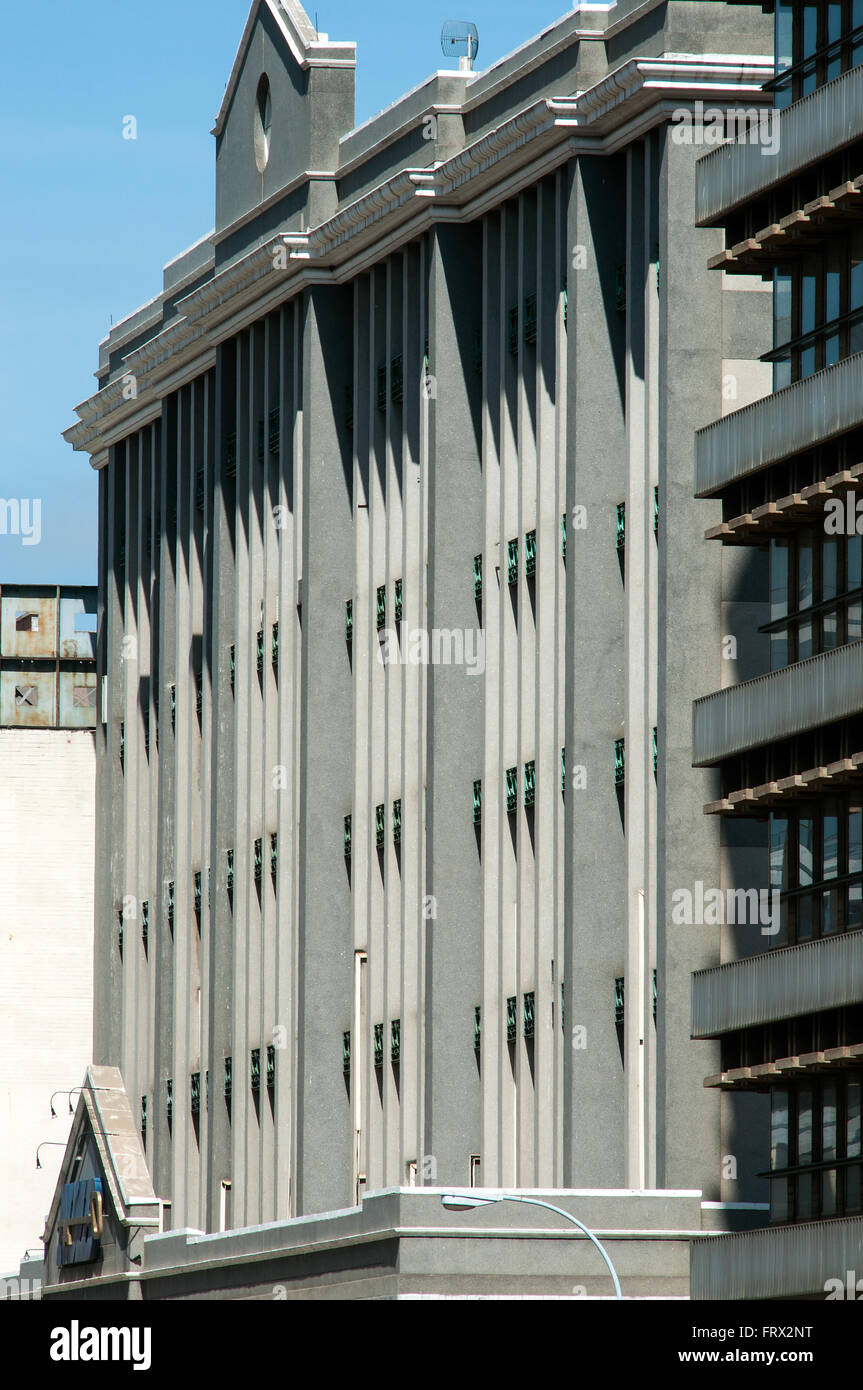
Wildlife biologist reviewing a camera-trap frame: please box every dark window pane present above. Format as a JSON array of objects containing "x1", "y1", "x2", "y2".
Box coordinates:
[
  {"x1": 822, "y1": 886, "x2": 840, "y2": 935},
  {"x1": 797, "y1": 1171, "x2": 814, "y2": 1219},
  {"x1": 848, "y1": 536, "x2": 862, "y2": 590},
  {"x1": 802, "y1": 7, "x2": 818, "y2": 94},
  {"x1": 770, "y1": 539, "x2": 789, "y2": 617},
  {"x1": 826, "y1": 269, "x2": 841, "y2": 322},
  {"x1": 823, "y1": 539, "x2": 838, "y2": 602},
  {"x1": 854, "y1": 0, "x2": 863, "y2": 70},
  {"x1": 849, "y1": 807, "x2": 862, "y2": 875},
  {"x1": 800, "y1": 270, "x2": 817, "y2": 376},
  {"x1": 774, "y1": 270, "x2": 793, "y2": 347},
  {"x1": 827, "y1": 5, "x2": 842, "y2": 82},
  {"x1": 825, "y1": 270, "x2": 841, "y2": 364},
  {"x1": 852, "y1": 258, "x2": 863, "y2": 314},
  {"x1": 823, "y1": 805, "x2": 839, "y2": 879},
  {"x1": 770, "y1": 1176, "x2": 789, "y2": 1222},
  {"x1": 799, "y1": 1088, "x2": 813, "y2": 1165},
  {"x1": 848, "y1": 1081, "x2": 862, "y2": 1159},
  {"x1": 798, "y1": 542, "x2": 813, "y2": 610},
  {"x1": 770, "y1": 543, "x2": 790, "y2": 669},
  {"x1": 770, "y1": 814, "x2": 789, "y2": 889},
  {"x1": 775, "y1": 1, "x2": 793, "y2": 104},
  {"x1": 799, "y1": 818, "x2": 814, "y2": 886},
  {"x1": 771, "y1": 1088, "x2": 789, "y2": 1170},
  {"x1": 823, "y1": 1084, "x2": 838, "y2": 1161}
]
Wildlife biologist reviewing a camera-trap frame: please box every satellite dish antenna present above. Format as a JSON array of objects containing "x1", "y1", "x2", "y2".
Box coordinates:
[{"x1": 441, "y1": 20, "x2": 480, "y2": 72}]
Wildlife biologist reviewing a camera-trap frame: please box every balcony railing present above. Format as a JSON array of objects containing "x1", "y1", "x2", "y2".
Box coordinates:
[
  {"x1": 691, "y1": 1216, "x2": 863, "y2": 1300},
  {"x1": 691, "y1": 930, "x2": 863, "y2": 1038},
  {"x1": 696, "y1": 63, "x2": 863, "y2": 226},
  {"x1": 692, "y1": 640, "x2": 863, "y2": 765},
  {"x1": 695, "y1": 352, "x2": 863, "y2": 498}
]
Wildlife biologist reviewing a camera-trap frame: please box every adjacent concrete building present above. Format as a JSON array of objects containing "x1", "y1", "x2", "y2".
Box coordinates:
[
  {"x1": 689, "y1": 0, "x2": 863, "y2": 1298},
  {"x1": 0, "y1": 584, "x2": 96, "y2": 1275},
  {"x1": 19, "y1": 0, "x2": 789, "y2": 1297}
]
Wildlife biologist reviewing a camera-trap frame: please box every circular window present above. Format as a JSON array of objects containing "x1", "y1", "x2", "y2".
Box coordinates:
[{"x1": 254, "y1": 75, "x2": 272, "y2": 172}]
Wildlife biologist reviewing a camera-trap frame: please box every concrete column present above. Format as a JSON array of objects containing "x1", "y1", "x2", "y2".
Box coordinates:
[
  {"x1": 480, "y1": 209, "x2": 503, "y2": 1188},
  {"x1": 552, "y1": 167, "x2": 568, "y2": 1188},
  {"x1": 399, "y1": 242, "x2": 427, "y2": 1185},
  {"x1": 206, "y1": 339, "x2": 238, "y2": 1233},
  {"x1": 273, "y1": 299, "x2": 303, "y2": 1220},
  {"x1": 423, "y1": 221, "x2": 484, "y2": 1187},
  {"x1": 295, "y1": 284, "x2": 355, "y2": 1216},
  {"x1": 563, "y1": 153, "x2": 628, "y2": 1187},
  {"x1": 656, "y1": 129, "x2": 724, "y2": 1197},
  {"x1": 153, "y1": 400, "x2": 178, "y2": 1216},
  {"x1": 95, "y1": 460, "x2": 119, "y2": 1066},
  {"x1": 623, "y1": 141, "x2": 653, "y2": 1190}
]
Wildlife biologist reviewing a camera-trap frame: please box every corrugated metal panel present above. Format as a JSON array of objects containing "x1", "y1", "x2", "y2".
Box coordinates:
[
  {"x1": 695, "y1": 353, "x2": 863, "y2": 497},
  {"x1": 0, "y1": 594, "x2": 58, "y2": 658},
  {"x1": 691, "y1": 1216, "x2": 863, "y2": 1300},
  {"x1": 696, "y1": 64, "x2": 863, "y2": 225},
  {"x1": 691, "y1": 931, "x2": 863, "y2": 1037},
  {"x1": 58, "y1": 671, "x2": 98, "y2": 729},
  {"x1": 0, "y1": 670, "x2": 56, "y2": 727},
  {"x1": 692, "y1": 641, "x2": 863, "y2": 765}
]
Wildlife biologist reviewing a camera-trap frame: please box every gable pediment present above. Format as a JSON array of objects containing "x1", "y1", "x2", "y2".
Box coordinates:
[
  {"x1": 213, "y1": 0, "x2": 354, "y2": 138},
  {"x1": 213, "y1": 0, "x2": 355, "y2": 247},
  {"x1": 41, "y1": 1066, "x2": 162, "y2": 1285}
]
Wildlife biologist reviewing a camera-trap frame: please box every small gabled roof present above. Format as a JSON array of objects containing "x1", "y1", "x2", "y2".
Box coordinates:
[
  {"x1": 43, "y1": 1065, "x2": 162, "y2": 1250},
  {"x1": 212, "y1": 0, "x2": 356, "y2": 137}
]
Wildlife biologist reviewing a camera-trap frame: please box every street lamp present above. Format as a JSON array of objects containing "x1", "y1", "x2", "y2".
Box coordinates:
[
  {"x1": 35, "y1": 1142, "x2": 68, "y2": 1171},
  {"x1": 50, "y1": 1087, "x2": 82, "y2": 1118},
  {"x1": 440, "y1": 1192, "x2": 623, "y2": 1299}
]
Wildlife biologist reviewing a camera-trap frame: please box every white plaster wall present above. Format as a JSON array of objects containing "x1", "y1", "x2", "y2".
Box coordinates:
[{"x1": 0, "y1": 728, "x2": 95, "y2": 1272}]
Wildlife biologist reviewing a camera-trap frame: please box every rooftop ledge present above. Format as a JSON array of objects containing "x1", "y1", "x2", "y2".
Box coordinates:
[{"x1": 66, "y1": 53, "x2": 771, "y2": 461}]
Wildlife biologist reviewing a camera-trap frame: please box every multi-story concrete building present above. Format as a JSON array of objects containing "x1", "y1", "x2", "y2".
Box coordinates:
[
  {"x1": 690, "y1": 0, "x2": 863, "y2": 1299},
  {"x1": 26, "y1": 0, "x2": 782, "y2": 1297},
  {"x1": 0, "y1": 584, "x2": 97, "y2": 1275}
]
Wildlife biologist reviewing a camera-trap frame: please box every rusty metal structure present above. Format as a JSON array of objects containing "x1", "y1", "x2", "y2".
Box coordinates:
[{"x1": 0, "y1": 584, "x2": 97, "y2": 729}]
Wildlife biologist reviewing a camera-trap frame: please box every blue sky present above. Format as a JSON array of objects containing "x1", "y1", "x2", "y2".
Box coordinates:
[{"x1": 0, "y1": 0, "x2": 569, "y2": 584}]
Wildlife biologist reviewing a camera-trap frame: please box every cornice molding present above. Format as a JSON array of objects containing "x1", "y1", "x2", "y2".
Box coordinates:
[
  {"x1": 66, "y1": 54, "x2": 773, "y2": 462},
  {"x1": 300, "y1": 169, "x2": 436, "y2": 259}
]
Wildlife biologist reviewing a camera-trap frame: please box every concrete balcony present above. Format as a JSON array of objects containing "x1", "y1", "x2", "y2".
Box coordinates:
[
  {"x1": 695, "y1": 352, "x2": 863, "y2": 498},
  {"x1": 693, "y1": 641, "x2": 863, "y2": 766},
  {"x1": 696, "y1": 63, "x2": 863, "y2": 225},
  {"x1": 691, "y1": 931, "x2": 863, "y2": 1038},
  {"x1": 691, "y1": 1216, "x2": 863, "y2": 1299}
]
